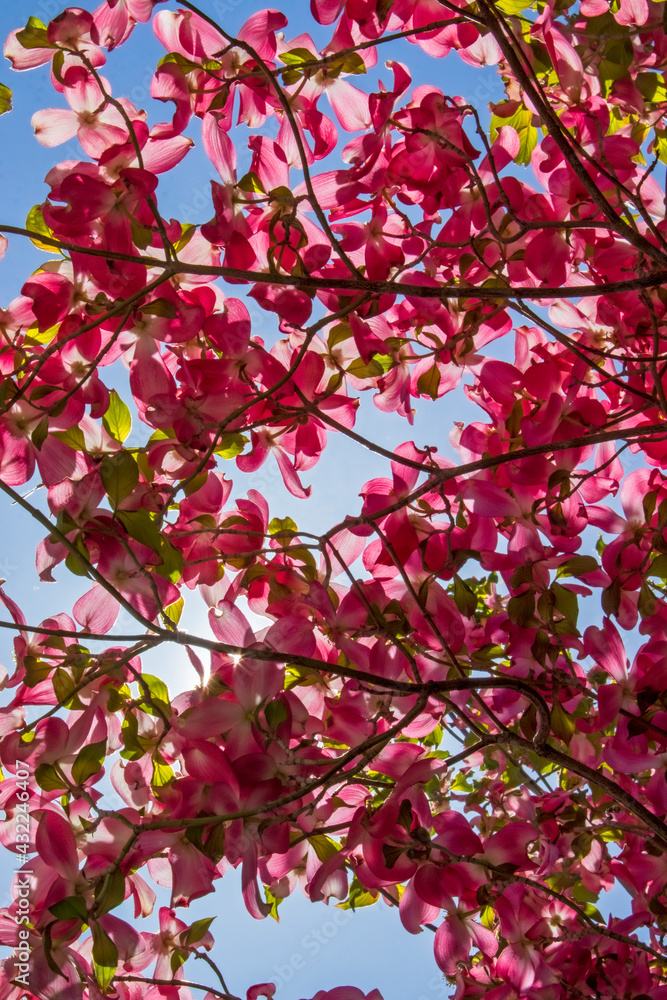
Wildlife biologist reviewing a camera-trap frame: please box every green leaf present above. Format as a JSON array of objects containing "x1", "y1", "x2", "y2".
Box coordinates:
[
  {"x1": 183, "y1": 471, "x2": 208, "y2": 497},
  {"x1": 138, "y1": 673, "x2": 171, "y2": 717},
  {"x1": 571, "y1": 881, "x2": 599, "y2": 905},
  {"x1": 280, "y1": 47, "x2": 316, "y2": 67},
  {"x1": 471, "y1": 643, "x2": 504, "y2": 662},
  {"x1": 268, "y1": 516, "x2": 298, "y2": 538},
  {"x1": 35, "y1": 763, "x2": 68, "y2": 792},
  {"x1": 31, "y1": 416, "x2": 49, "y2": 451},
  {"x1": 453, "y1": 574, "x2": 477, "y2": 618},
  {"x1": 65, "y1": 536, "x2": 91, "y2": 578},
  {"x1": 601, "y1": 578, "x2": 621, "y2": 617},
  {"x1": 158, "y1": 51, "x2": 198, "y2": 70},
  {"x1": 100, "y1": 452, "x2": 139, "y2": 509},
  {"x1": 264, "y1": 887, "x2": 282, "y2": 921},
  {"x1": 115, "y1": 509, "x2": 183, "y2": 583},
  {"x1": 174, "y1": 223, "x2": 196, "y2": 252},
  {"x1": 285, "y1": 663, "x2": 324, "y2": 689},
  {"x1": 49, "y1": 895, "x2": 88, "y2": 922},
  {"x1": 94, "y1": 868, "x2": 126, "y2": 916},
  {"x1": 638, "y1": 582, "x2": 656, "y2": 618},
  {"x1": 582, "y1": 901, "x2": 604, "y2": 923},
  {"x1": 550, "y1": 582, "x2": 579, "y2": 632},
  {"x1": 170, "y1": 950, "x2": 188, "y2": 974},
  {"x1": 422, "y1": 723, "x2": 443, "y2": 748},
  {"x1": 25, "y1": 323, "x2": 59, "y2": 346},
  {"x1": 147, "y1": 429, "x2": 172, "y2": 445},
  {"x1": 23, "y1": 654, "x2": 52, "y2": 687},
  {"x1": 51, "y1": 50, "x2": 66, "y2": 86},
  {"x1": 495, "y1": 0, "x2": 532, "y2": 12},
  {"x1": 337, "y1": 876, "x2": 379, "y2": 911},
  {"x1": 377, "y1": 0, "x2": 394, "y2": 22},
  {"x1": 120, "y1": 711, "x2": 144, "y2": 761},
  {"x1": 91, "y1": 920, "x2": 118, "y2": 993},
  {"x1": 338, "y1": 51, "x2": 366, "y2": 75},
  {"x1": 42, "y1": 923, "x2": 67, "y2": 980},
  {"x1": 520, "y1": 703, "x2": 538, "y2": 741},
  {"x1": 636, "y1": 72, "x2": 667, "y2": 103},
  {"x1": 30, "y1": 382, "x2": 60, "y2": 402},
  {"x1": 507, "y1": 589, "x2": 535, "y2": 626},
  {"x1": 102, "y1": 390, "x2": 132, "y2": 444},
  {"x1": 416, "y1": 364, "x2": 441, "y2": 400},
  {"x1": 152, "y1": 752, "x2": 174, "y2": 787},
  {"x1": 346, "y1": 357, "x2": 383, "y2": 379},
  {"x1": 214, "y1": 433, "x2": 248, "y2": 459},
  {"x1": 207, "y1": 87, "x2": 233, "y2": 110},
  {"x1": 237, "y1": 171, "x2": 266, "y2": 194},
  {"x1": 104, "y1": 682, "x2": 130, "y2": 714},
  {"x1": 308, "y1": 834, "x2": 340, "y2": 863},
  {"x1": 0, "y1": 83, "x2": 12, "y2": 116},
  {"x1": 373, "y1": 353, "x2": 394, "y2": 374},
  {"x1": 141, "y1": 298, "x2": 177, "y2": 318},
  {"x1": 129, "y1": 216, "x2": 153, "y2": 250},
  {"x1": 181, "y1": 916, "x2": 215, "y2": 946},
  {"x1": 53, "y1": 426, "x2": 87, "y2": 451},
  {"x1": 489, "y1": 101, "x2": 537, "y2": 166},
  {"x1": 328, "y1": 322, "x2": 352, "y2": 350},
  {"x1": 53, "y1": 667, "x2": 83, "y2": 710},
  {"x1": 159, "y1": 51, "x2": 221, "y2": 72},
  {"x1": 164, "y1": 596, "x2": 184, "y2": 625},
  {"x1": 72, "y1": 739, "x2": 106, "y2": 785},
  {"x1": 551, "y1": 701, "x2": 575, "y2": 744},
  {"x1": 264, "y1": 698, "x2": 288, "y2": 731},
  {"x1": 116, "y1": 508, "x2": 163, "y2": 550},
  {"x1": 648, "y1": 553, "x2": 667, "y2": 579},
  {"x1": 16, "y1": 16, "x2": 56, "y2": 50},
  {"x1": 556, "y1": 555, "x2": 598, "y2": 579}
]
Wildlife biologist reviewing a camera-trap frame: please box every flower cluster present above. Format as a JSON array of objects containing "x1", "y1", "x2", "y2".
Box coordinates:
[{"x1": 0, "y1": 0, "x2": 667, "y2": 998}]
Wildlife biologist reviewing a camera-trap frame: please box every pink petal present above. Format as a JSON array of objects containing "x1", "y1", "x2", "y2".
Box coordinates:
[
  {"x1": 621, "y1": 468, "x2": 652, "y2": 523},
  {"x1": 263, "y1": 616, "x2": 315, "y2": 657},
  {"x1": 310, "y1": 0, "x2": 345, "y2": 24},
  {"x1": 242, "y1": 843, "x2": 271, "y2": 919},
  {"x1": 237, "y1": 10, "x2": 287, "y2": 60},
  {"x1": 467, "y1": 918, "x2": 498, "y2": 958},
  {"x1": 4, "y1": 30, "x2": 55, "y2": 70},
  {"x1": 142, "y1": 134, "x2": 194, "y2": 173},
  {"x1": 434, "y1": 915, "x2": 471, "y2": 975},
  {"x1": 247, "y1": 986, "x2": 276, "y2": 1000},
  {"x1": 169, "y1": 840, "x2": 216, "y2": 907},
  {"x1": 182, "y1": 740, "x2": 238, "y2": 785},
  {"x1": 496, "y1": 942, "x2": 536, "y2": 992},
  {"x1": 203, "y1": 112, "x2": 237, "y2": 184},
  {"x1": 73, "y1": 586, "x2": 119, "y2": 634},
  {"x1": 35, "y1": 810, "x2": 79, "y2": 880},
  {"x1": 209, "y1": 600, "x2": 255, "y2": 647},
  {"x1": 604, "y1": 743, "x2": 665, "y2": 774},
  {"x1": 327, "y1": 79, "x2": 370, "y2": 132},
  {"x1": 31, "y1": 108, "x2": 79, "y2": 147},
  {"x1": 615, "y1": 0, "x2": 648, "y2": 23},
  {"x1": 399, "y1": 879, "x2": 440, "y2": 934}
]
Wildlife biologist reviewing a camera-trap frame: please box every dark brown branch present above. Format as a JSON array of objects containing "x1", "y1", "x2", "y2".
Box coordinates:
[{"x1": 3, "y1": 226, "x2": 667, "y2": 301}]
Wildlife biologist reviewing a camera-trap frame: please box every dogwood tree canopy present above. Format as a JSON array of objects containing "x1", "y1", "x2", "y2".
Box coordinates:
[{"x1": 1, "y1": 0, "x2": 667, "y2": 998}]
